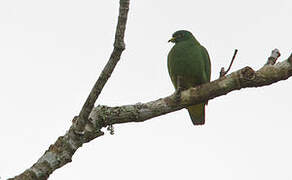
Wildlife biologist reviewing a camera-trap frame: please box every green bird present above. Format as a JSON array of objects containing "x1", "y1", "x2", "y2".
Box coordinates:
[{"x1": 167, "y1": 30, "x2": 211, "y2": 125}]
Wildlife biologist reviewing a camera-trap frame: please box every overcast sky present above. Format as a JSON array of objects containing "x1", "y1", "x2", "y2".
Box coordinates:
[{"x1": 0, "y1": 0, "x2": 291, "y2": 179}]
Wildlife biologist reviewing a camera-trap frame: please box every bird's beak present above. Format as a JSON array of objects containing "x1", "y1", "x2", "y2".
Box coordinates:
[{"x1": 168, "y1": 37, "x2": 176, "y2": 43}]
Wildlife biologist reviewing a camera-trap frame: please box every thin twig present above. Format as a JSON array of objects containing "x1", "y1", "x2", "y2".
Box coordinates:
[
  {"x1": 266, "y1": 48, "x2": 281, "y2": 65},
  {"x1": 220, "y1": 49, "x2": 238, "y2": 77}
]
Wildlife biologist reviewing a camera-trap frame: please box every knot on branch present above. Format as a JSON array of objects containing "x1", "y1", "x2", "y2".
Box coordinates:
[
  {"x1": 94, "y1": 105, "x2": 111, "y2": 128},
  {"x1": 241, "y1": 66, "x2": 256, "y2": 80},
  {"x1": 114, "y1": 41, "x2": 126, "y2": 51}
]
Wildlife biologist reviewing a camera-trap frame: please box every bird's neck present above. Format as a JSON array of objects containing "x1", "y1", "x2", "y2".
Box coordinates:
[{"x1": 190, "y1": 36, "x2": 200, "y2": 45}]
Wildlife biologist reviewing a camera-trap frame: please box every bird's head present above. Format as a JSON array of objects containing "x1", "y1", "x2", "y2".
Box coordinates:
[{"x1": 168, "y1": 30, "x2": 194, "y2": 43}]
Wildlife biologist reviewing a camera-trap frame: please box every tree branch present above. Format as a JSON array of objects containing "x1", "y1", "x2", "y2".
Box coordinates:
[
  {"x1": 9, "y1": 0, "x2": 130, "y2": 179},
  {"x1": 8, "y1": 0, "x2": 292, "y2": 178},
  {"x1": 220, "y1": 49, "x2": 238, "y2": 77},
  {"x1": 266, "y1": 48, "x2": 281, "y2": 65},
  {"x1": 9, "y1": 50, "x2": 292, "y2": 179},
  {"x1": 75, "y1": 0, "x2": 130, "y2": 133},
  {"x1": 90, "y1": 54, "x2": 292, "y2": 126}
]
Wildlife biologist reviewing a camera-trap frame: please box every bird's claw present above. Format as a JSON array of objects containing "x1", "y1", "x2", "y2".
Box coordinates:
[{"x1": 174, "y1": 87, "x2": 182, "y2": 102}]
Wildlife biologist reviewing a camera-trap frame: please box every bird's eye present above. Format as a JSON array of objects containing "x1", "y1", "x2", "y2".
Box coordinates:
[{"x1": 177, "y1": 34, "x2": 183, "y2": 38}]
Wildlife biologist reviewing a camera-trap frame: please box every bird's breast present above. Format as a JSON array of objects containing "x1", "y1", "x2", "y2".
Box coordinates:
[{"x1": 168, "y1": 43, "x2": 205, "y2": 86}]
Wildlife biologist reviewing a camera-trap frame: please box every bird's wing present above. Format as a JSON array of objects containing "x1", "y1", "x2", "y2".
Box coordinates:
[
  {"x1": 167, "y1": 48, "x2": 177, "y2": 89},
  {"x1": 200, "y1": 45, "x2": 211, "y2": 82}
]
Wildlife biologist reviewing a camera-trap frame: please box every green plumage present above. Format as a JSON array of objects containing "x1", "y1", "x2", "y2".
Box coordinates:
[{"x1": 167, "y1": 30, "x2": 211, "y2": 125}]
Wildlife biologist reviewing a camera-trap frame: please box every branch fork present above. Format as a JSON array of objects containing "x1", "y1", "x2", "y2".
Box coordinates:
[{"x1": 8, "y1": 1, "x2": 292, "y2": 178}]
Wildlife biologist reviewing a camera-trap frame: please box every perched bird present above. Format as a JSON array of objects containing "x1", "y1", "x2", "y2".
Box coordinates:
[{"x1": 167, "y1": 30, "x2": 211, "y2": 125}]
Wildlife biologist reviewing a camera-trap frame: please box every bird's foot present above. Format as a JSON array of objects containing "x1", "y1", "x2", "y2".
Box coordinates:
[{"x1": 174, "y1": 87, "x2": 182, "y2": 103}]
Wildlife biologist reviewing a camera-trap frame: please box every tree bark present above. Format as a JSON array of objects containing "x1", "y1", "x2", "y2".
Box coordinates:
[
  {"x1": 8, "y1": 0, "x2": 292, "y2": 179},
  {"x1": 9, "y1": 51, "x2": 292, "y2": 180},
  {"x1": 90, "y1": 57, "x2": 292, "y2": 126}
]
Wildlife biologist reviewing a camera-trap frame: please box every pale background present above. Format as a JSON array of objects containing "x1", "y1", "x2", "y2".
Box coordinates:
[{"x1": 0, "y1": 0, "x2": 291, "y2": 179}]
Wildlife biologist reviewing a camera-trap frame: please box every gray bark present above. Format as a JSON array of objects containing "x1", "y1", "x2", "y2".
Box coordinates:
[{"x1": 8, "y1": 0, "x2": 292, "y2": 179}]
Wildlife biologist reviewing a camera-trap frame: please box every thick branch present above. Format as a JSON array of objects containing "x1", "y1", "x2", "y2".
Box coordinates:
[{"x1": 90, "y1": 56, "x2": 292, "y2": 125}]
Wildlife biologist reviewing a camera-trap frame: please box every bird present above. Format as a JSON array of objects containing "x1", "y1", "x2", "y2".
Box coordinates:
[{"x1": 167, "y1": 30, "x2": 211, "y2": 125}]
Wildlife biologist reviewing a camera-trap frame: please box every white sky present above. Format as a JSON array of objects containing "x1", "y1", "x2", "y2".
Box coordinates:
[{"x1": 0, "y1": 0, "x2": 291, "y2": 179}]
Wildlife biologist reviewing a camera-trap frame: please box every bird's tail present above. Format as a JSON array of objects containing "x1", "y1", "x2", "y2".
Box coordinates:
[{"x1": 187, "y1": 104, "x2": 205, "y2": 125}]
